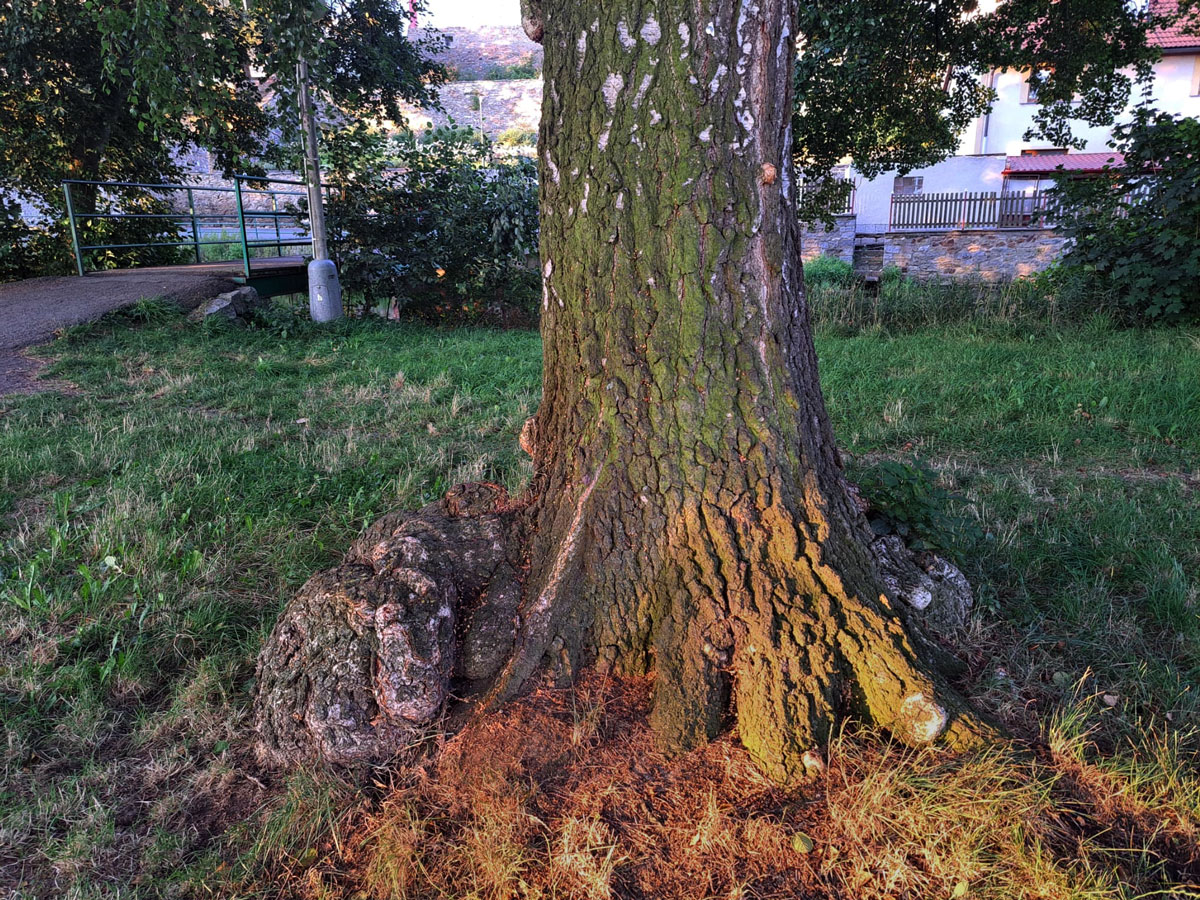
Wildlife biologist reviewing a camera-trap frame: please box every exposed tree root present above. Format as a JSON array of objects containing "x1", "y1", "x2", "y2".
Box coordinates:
[{"x1": 253, "y1": 475, "x2": 991, "y2": 774}]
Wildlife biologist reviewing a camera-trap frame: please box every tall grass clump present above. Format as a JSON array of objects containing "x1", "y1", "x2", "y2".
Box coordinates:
[
  {"x1": 803, "y1": 253, "x2": 857, "y2": 287},
  {"x1": 806, "y1": 264, "x2": 1121, "y2": 334}
]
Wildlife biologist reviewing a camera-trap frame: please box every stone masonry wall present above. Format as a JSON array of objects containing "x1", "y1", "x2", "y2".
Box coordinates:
[
  {"x1": 799, "y1": 215, "x2": 857, "y2": 263},
  {"x1": 163, "y1": 172, "x2": 303, "y2": 219},
  {"x1": 798, "y1": 213, "x2": 1066, "y2": 281},
  {"x1": 402, "y1": 79, "x2": 543, "y2": 139},
  {"x1": 414, "y1": 26, "x2": 543, "y2": 81},
  {"x1": 882, "y1": 228, "x2": 1067, "y2": 280}
]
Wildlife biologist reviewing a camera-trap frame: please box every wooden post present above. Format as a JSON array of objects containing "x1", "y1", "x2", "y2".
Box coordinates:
[{"x1": 297, "y1": 57, "x2": 330, "y2": 262}]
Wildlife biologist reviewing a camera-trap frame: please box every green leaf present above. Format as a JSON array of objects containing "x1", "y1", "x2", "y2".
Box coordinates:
[{"x1": 791, "y1": 831, "x2": 816, "y2": 854}]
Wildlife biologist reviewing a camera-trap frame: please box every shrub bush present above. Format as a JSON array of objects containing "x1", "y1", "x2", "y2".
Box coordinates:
[
  {"x1": 2, "y1": 192, "x2": 191, "y2": 283},
  {"x1": 326, "y1": 128, "x2": 539, "y2": 323},
  {"x1": 1054, "y1": 110, "x2": 1200, "y2": 322},
  {"x1": 1, "y1": 203, "x2": 72, "y2": 282},
  {"x1": 803, "y1": 254, "x2": 856, "y2": 287},
  {"x1": 483, "y1": 55, "x2": 539, "y2": 80},
  {"x1": 390, "y1": 122, "x2": 483, "y2": 150},
  {"x1": 495, "y1": 127, "x2": 538, "y2": 148}
]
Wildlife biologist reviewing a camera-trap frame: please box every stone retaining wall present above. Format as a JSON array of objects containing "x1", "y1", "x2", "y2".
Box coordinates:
[
  {"x1": 800, "y1": 215, "x2": 857, "y2": 263},
  {"x1": 799, "y1": 214, "x2": 1066, "y2": 281},
  {"x1": 163, "y1": 172, "x2": 303, "y2": 219},
  {"x1": 402, "y1": 79, "x2": 543, "y2": 140},
  {"x1": 882, "y1": 228, "x2": 1066, "y2": 280},
  {"x1": 414, "y1": 26, "x2": 543, "y2": 81}
]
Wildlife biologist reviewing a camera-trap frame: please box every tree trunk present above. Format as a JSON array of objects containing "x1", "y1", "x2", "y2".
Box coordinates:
[
  {"x1": 488, "y1": 0, "x2": 985, "y2": 782},
  {"x1": 254, "y1": 0, "x2": 989, "y2": 782}
]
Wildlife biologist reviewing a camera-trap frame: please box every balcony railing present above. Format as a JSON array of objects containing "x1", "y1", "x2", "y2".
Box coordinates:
[{"x1": 889, "y1": 189, "x2": 1059, "y2": 231}]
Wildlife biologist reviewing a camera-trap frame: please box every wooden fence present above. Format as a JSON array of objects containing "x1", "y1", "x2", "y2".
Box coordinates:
[
  {"x1": 889, "y1": 190, "x2": 1060, "y2": 231},
  {"x1": 799, "y1": 177, "x2": 857, "y2": 216}
]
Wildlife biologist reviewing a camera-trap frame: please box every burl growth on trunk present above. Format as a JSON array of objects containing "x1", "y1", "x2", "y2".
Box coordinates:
[
  {"x1": 254, "y1": 482, "x2": 525, "y2": 765},
  {"x1": 253, "y1": 464, "x2": 975, "y2": 771}
]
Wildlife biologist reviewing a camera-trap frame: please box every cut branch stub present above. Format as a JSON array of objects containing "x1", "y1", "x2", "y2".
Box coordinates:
[
  {"x1": 519, "y1": 0, "x2": 545, "y2": 43},
  {"x1": 253, "y1": 484, "x2": 522, "y2": 766}
]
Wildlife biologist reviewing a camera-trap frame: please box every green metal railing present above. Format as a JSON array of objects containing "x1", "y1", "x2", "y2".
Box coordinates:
[{"x1": 62, "y1": 175, "x2": 315, "y2": 278}]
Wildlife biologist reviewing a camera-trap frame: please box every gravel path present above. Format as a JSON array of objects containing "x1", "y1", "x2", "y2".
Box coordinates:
[{"x1": 0, "y1": 259, "x2": 302, "y2": 394}]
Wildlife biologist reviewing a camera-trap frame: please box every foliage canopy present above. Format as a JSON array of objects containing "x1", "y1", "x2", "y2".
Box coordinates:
[
  {"x1": 793, "y1": 0, "x2": 1172, "y2": 220},
  {"x1": 0, "y1": 0, "x2": 446, "y2": 278},
  {"x1": 1055, "y1": 110, "x2": 1200, "y2": 321},
  {"x1": 0, "y1": 0, "x2": 1193, "y2": 278}
]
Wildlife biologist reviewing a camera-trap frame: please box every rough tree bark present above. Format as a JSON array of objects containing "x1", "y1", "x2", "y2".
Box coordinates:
[{"x1": 254, "y1": 0, "x2": 990, "y2": 782}]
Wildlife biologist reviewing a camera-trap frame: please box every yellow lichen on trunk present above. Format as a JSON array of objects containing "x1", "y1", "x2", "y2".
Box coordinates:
[{"x1": 495, "y1": 0, "x2": 992, "y2": 781}]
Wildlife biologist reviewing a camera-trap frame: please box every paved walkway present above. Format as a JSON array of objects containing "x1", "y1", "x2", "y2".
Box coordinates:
[{"x1": 0, "y1": 258, "x2": 302, "y2": 394}]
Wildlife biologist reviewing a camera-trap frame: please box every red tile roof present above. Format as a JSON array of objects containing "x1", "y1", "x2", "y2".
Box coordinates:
[
  {"x1": 1148, "y1": 0, "x2": 1200, "y2": 50},
  {"x1": 1003, "y1": 153, "x2": 1125, "y2": 175}
]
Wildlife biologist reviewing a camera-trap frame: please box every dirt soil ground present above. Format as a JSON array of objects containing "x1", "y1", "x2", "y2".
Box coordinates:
[{"x1": 0, "y1": 259, "x2": 301, "y2": 394}]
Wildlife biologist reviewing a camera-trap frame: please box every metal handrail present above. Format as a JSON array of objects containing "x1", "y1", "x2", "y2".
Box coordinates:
[
  {"x1": 62, "y1": 175, "x2": 316, "y2": 277},
  {"x1": 74, "y1": 210, "x2": 302, "y2": 220},
  {"x1": 73, "y1": 238, "x2": 312, "y2": 252},
  {"x1": 61, "y1": 177, "x2": 308, "y2": 193}
]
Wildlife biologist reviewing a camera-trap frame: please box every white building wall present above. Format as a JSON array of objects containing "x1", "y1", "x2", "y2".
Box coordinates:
[
  {"x1": 972, "y1": 55, "x2": 1200, "y2": 155},
  {"x1": 851, "y1": 53, "x2": 1200, "y2": 227},
  {"x1": 851, "y1": 156, "x2": 1008, "y2": 232},
  {"x1": 1146, "y1": 53, "x2": 1200, "y2": 119}
]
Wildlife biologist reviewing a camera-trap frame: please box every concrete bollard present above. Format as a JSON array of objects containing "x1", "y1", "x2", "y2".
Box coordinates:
[{"x1": 308, "y1": 258, "x2": 343, "y2": 322}]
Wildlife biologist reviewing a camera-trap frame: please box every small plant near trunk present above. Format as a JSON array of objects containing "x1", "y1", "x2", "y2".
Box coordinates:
[{"x1": 853, "y1": 456, "x2": 983, "y2": 561}]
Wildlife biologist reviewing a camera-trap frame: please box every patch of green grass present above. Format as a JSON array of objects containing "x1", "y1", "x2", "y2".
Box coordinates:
[
  {"x1": 820, "y1": 319, "x2": 1199, "y2": 465},
  {"x1": 806, "y1": 268, "x2": 1122, "y2": 333},
  {"x1": 0, "y1": 306, "x2": 1196, "y2": 897},
  {"x1": 821, "y1": 317, "x2": 1199, "y2": 750},
  {"x1": 0, "y1": 307, "x2": 539, "y2": 895}
]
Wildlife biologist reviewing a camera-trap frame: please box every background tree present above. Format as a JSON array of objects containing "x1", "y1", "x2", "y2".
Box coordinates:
[
  {"x1": 793, "y1": 0, "x2": 1168, "y2": 220},
  {"x1": 1054, "y1": 109, "x2": 1200, "y2": 322},
  {"x1": 1, "y1": 0, "x2": 265, "y2": 217},
  {"x1": 0, "y1": 0, "x2": 445, "y2": 276}
]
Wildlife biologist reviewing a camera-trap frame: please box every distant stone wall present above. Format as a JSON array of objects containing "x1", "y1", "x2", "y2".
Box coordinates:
[
  {"x1": 798, "y1": 212, "x2": 1066, "y2": 281},
  {"x1": 800, "y1": 215, "x2": 857, "y2": 263},
  {"x1": 4, "y1": 189, "x2": 44, "y2": 224},
  {"x1": 414, "y1": 26, "x2": 543, "y2": 80},
  {"x1": 403, "y1": 79, "x2": 542, "y2": 139},
  {"x1": 161, "y1": 172, "x2": 303, "y2": 220},
  {"x1": 882, "y1": 228, "x2": 1066, "y2": 280}
]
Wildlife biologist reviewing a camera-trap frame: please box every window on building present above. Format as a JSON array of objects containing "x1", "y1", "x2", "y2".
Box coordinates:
[
  {"x1": 893, "y1": 175, "x2": 923, "y2": 195},
  {"x1": 1020, "y1": 148, "x2": 1068, "y2": 156},
  {"x1": 1021, "y1": 69, "x2": 1047, "y2": 104},
  {"x1": 1192, "y1": 56, "x2": 1200, "y2": 97}
]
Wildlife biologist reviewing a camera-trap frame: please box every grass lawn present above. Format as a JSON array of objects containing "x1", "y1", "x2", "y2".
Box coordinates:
[{"x1": 1, "y1": 305, "x2": 1197, "y2": 898}]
